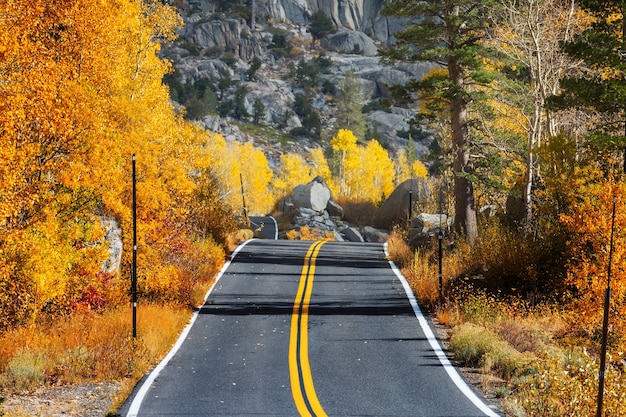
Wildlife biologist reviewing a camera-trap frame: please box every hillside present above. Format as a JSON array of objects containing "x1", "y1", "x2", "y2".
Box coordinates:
[{"x1": 161, "y1": 0, "x2": 436, "y2": 163}]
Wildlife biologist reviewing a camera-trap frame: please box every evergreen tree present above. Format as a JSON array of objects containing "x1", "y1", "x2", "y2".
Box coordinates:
[
  {"x1": 246, "y1": 56, "x2": 262, "y2": 81},
  {"x1": 253, "y1": 98, "x2": 265, "y2": 124},
  {"x1": 292, "y1": 93, "x2": 321, "y2": 139},
  {"x1": 381, "y1": 0, "x2": 499, "y2": 244},
  {"x1": 549, "y1": 0, "x2": 626, "y2": 173},
  {"x1": 233, "y1": 85, "x2": 249, "y2": 120},
  {"x1": 334, "y1": 71, "x2": 367, "y2": 141},
  {"x1": 308, "y1": 10, "x2": 336, "y2": 48}
]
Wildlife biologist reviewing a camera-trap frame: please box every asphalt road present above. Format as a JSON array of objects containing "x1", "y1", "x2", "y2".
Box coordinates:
[
  {"x1": 120, "y1": 240, "x2": 501, "y2": 417},
  {"x1": 249, "y1": 216, "x2": 278, "y2": 240}
]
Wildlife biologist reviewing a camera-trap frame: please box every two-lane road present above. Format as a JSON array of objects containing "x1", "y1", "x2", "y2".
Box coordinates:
[{"x1": 120, "y1": 240, "x2": 501, "y2": 416}]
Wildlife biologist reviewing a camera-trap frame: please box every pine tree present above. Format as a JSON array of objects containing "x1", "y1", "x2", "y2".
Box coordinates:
[
  {"x1": 334, "y1": 71, "x2": 367, "y2": 140},
  {"x1": 308, "y1": 10, "x2": 336, "y2": 48},
  {"x1": 381, "y1": 0, "x2": 499, "y2": 243},
  {"x1": 549, "y1": 0, "x2": 626, "y2": 173}
]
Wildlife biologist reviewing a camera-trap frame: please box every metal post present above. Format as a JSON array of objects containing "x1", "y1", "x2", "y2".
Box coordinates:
[
  {"x1": 132, "y1": 154, "x2": 137, "y2": 339},
  {"x1": 408, "y1": 176, "x2": 413, "y2": 221},
  {"x1": 438, "y1": 186, "x2": 444, "y2": 306},
  {"x1": 240, "y1": 172, "x2": 248, "y2": 225},
  {"x1": 596, "y1": 196, "x2": 617, "y2": 417}
]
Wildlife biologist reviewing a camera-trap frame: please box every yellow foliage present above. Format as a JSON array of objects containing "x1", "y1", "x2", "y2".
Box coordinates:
[
  {"x1": 412, "y1": 160, "x2": 428, "y2": 179},
  {"x1": 395, "y1": 149, "x2": 412, "y2": 183},
  {"x1": 308, "y1": 147, "x2": 338, "y2": 194},
  {"x1": 273, "y1": 153, "x2": 314, "y2": 197},
  {"x1": 286, "y1": 226, "x2": 336, "y2": 241},
  {"x1": 343, "y1": 139, "x2": 396, "y2": 203},
  {"x1": 0, "y1": 0, "x2": 232, "y2": 328},
  {"x1": 330, "y1": 128, "x2": 359, "y2": 153}
]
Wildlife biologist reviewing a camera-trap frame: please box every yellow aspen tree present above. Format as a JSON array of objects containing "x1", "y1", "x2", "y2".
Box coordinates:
[
  {"x1": 330, "y1": 129, "x2": 359, "y2": 195},
  {"x1": 308, "y1": 147, "x2": 338, "y2": 195},
  {"x1": 274, "y1": 153, "x2": 314, "y2": 197},
  {"x1": 412, "y1": 160, "x2": 429, "y2": 179},
  {"x1": 396, "y1": 149, "x2": 412, "y2": 183},
  {"x1": 214, "y1": 141, "x2": 273, "y2": 216},
  {"x1": 0, "y1": 0, "x2": 233, "y2": 321},
  {"x1": 344, "y1": 140, "x2": 396, "y2": 203}
]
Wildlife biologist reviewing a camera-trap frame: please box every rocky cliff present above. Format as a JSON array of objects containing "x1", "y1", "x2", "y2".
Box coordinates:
[{"x1": 164, "y1": 0, "x2": 434, "y2": 159}]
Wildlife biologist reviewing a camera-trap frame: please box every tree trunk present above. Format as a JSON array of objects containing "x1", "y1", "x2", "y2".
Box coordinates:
[{"x1": 449, "y1": 57, "x2": 478, "y2": 244}]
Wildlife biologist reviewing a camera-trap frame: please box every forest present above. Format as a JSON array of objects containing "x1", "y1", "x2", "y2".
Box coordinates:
[{"x1": 1, "y1": 0, "x2": 626, "y2": 415}]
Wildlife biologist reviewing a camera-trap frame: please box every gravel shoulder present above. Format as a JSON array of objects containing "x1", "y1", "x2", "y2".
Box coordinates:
[{"x1": 1, "y1": 382, "x2": 123, "y2": 417}]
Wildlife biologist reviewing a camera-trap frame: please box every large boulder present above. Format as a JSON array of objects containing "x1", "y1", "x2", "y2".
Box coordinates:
[
  {"x1": 361, "y1": 226, "x2": 389, "y2": 243},
  {"x1": 289, "y1": 176, "x2": 342, "y2": 216},
  {"x1": 408, "y1": 213, "x2": 449, "y2": 247},
  {"x1": 342, "y1": 227, "x2": 364, "y2": 242},
  {"x1": 291, "y1": 180, "x2": 331, "y2": 212},
  {"x1": 320, "y1": 29, "x2": 378, "y2": 56},
  {"x1": 100, "y1": 216, "x2": 122, "y2": 273},
  {"x1": 374, "y1": 178, "x2": 431, "y2": 229}
]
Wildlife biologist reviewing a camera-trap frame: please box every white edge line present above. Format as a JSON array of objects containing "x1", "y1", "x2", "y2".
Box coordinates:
[
  {"x1": 383, "y1": 242, "x2": 500, "y2": 417},
  {"x1": 126, "y1": 239, "x2": 255, "y2": 417},
  {"x1": 269, "y1": 216, "x2": 279, "y2": 240}
]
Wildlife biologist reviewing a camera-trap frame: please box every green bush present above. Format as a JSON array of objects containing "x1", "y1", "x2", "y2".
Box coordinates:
[
  {"x1": 449, "y1": 323, "x2": 537, "y2": 380},
  {"x1": 2, "y1": 351, "x2": 47, "y2": 392}
]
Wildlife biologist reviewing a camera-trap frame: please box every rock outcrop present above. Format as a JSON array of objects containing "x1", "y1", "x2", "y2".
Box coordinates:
[
  {"x1": 290, "y1": 177, "x2": 332, "y2": 212},
  {"x1": 373, "y1": 178, "x2": 431, "y2": 229},
  {"x1": 161, "y1": 0, "x2": 436, "y2": 162},
  {"x1": 261, "y1": 0, "x2": 406, "y2": 44},
  {"x1": 279, "y1": 177, "x2": 387, "y2": 242},
  {"x1": 320, "y1": 29, "x2": 378, "y2": 56},
  {"x1": 100, "y1": 216, "x2": 122, "y2": 273},
  {"x1": 407, "y1": 213, "x2": 449, "y2": 247}
]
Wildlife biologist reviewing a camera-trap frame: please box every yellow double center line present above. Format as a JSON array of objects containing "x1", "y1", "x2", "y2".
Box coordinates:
[{"x1": 289, "y1": 241, "x2": 328, "y2": 417}]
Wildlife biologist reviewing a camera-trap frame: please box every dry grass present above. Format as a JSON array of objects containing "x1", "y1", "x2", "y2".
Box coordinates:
[
  {"x1": 385, "y1": 220, "x2": 626, "y2": 416},
  {"x1": 0, "y1": 304, "x2": 191, "y2": 395},
  {"x1": 336, "y1": 197, "x2": 379, "y2": 226},
  {"x1": 285, "y1": 225, "x2": 336, "y2": 241},
  {"x1": 226, "y1": 228, "x2": 254, "y2": 252}
]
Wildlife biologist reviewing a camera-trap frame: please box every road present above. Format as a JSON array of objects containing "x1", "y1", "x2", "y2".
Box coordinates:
[
  {"x1": 120, "y1": 240, "x2": 501, "y2": 417},
  {"x1": 249, "y1": 216, "x2": 278, "y2": 240}
]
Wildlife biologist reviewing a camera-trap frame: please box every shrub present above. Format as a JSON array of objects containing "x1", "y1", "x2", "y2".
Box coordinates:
[
  {"x1": 336, "y1": 197, "x2": 378, "y2": 226},
  {"x1": 0, "y1": 305, "x2": 191, "y2": 393},
  {"x1": 286, "y1": 226, "x2": 335, "y2": 241},
  {"x1": 220, "y1": 52, "x2": 238, "y2": 68},
  {"x1": 511, "y1": 349, "x2": 626, "y2": 416},
  {"x1": 449, "y1": 322, "x2": 537, "y2": 381},
  {"x1": 2, "y1": 351, "x2": 47, "y2": 392},
  {"x1": 385, "y1": 228, "x2": 412, "y2": 269}
]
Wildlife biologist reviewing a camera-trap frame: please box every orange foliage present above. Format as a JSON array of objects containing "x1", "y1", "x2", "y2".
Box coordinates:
[
  {"x1": 560, "y1": 181, "x2": 626, "y2": 349},
  {"x1": 0, "y1": 0, "x2": 230, "y2": 329}
]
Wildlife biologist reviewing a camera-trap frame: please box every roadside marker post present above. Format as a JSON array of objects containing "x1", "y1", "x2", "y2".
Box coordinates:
[
  {"x1": 132, "y1": 154, "x2": 138, "y2": 339},
  {"x1": 596, "y1": 195, "x2": 617, "y2": 417}
]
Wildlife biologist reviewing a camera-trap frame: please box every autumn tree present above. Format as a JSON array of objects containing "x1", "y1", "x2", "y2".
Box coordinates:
[
  {"x1": 549, "y1": 0, "x2": 626, "y2": 174},
  {"x1": 343, "y1": 140, "x2": 396, "y2": 203},
  {"x1": 330, "y1": 129, "x2": 359, "y2": 195},
  {"x1": 273, "y1": 153, "x2": 315, "y2": 197},
  {"x1": 381, "y1": 0, "x2": 499, "y2": 243},
  {"x1": 308, "y1": 147, "x2": 338, "y2": 194},
  {"x1": 0, "y1": 0, "x2": 235, "y2": 324},
  {"x1": 205, "y1": 134, "x2": 274, "y2": 216},
  {"x1": 396, "y1": 149, "x2": 428, "y2": 183},
  {"x1": 487, "y1": 0, "x2": 586, "y2": 227}
]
